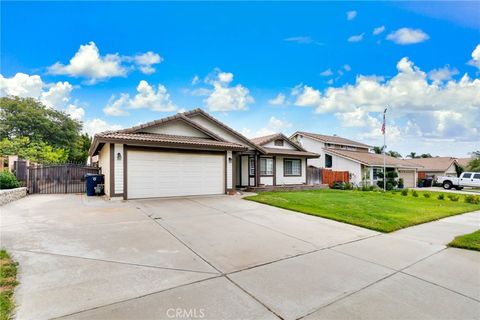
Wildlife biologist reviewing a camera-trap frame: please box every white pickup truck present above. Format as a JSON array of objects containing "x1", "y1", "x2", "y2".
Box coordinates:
[{"x1": 437, "y1": 172, "x2": 480, "y2": 190}]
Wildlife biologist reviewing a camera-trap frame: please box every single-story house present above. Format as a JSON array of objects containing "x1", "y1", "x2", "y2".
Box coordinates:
[
  {"x1": 290, "y1": 131, "x2": 372, "y2": 168},
  {"x1": 88, "y1": 109, "x2": 319, "y2": 199},
  {"x1": 404, "y1": 157, "x2": 459, "y2": 181},
  {"x1": 323, "y1": 148, "x2": 422, "y2": 188}
]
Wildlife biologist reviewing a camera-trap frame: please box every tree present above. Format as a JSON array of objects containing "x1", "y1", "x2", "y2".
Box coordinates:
[
  {"x1": 373, "y1": 146, "x2": 382, "y2": 154},
  {"x1": 387, "y1": 150, "x2": 402, "y2": 158},
  {"x1": 467, "y1": 151, "x2": 480, "y2": 172},
  {"x1": 0, "y1": 96, "x2": 89, "y2": 163},
  {"x1": 420, "y1": 153, "x2": 433, "y2": 158},
  {"x1": 0, "y1": 137, "x2": 68, "y2": 164},
  {"x1": 407, "y1": 152, "x2": 418, "y2": 159}
]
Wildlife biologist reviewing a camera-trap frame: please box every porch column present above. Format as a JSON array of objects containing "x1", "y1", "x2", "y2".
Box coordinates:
[
  {"x1": 273, "y1": 156, "x2": 277, "y2": 186},
  {"x1": 369, "y1": 167, "x2": 374, "y2": 186},
  {"x1": 255, "y1": 152, "x2": 260, "y2": 187}
]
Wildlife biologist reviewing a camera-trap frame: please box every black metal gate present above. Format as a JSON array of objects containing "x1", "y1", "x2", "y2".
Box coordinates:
[{"x1": 28, "y1": 164, "x2": 100, "y2": 194}]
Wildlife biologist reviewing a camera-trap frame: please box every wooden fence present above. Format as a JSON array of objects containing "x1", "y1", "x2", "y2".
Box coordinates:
[{"x1": 321, "y1": 169, "x2": 349, "y2": 186}]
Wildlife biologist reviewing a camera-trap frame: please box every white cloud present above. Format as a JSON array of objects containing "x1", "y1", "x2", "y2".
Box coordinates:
[
  {"x1": 256, "y1": 116, "x2": 292, "y2": 136},
  {"x1": 468, "y1": 44, "x2": 480, "y2": 69},
  {"x1": 386, "y1": 28, "x2": 429, "y2": 45},
  {"x1": 40, "y1": 81, "x2": 73, "y2": 108},
  {"x1": 343, "y1": 64, "x2": 352, "y2": 72},
  {"x1": 83, "y1": 118, "x2": 122, "y2": 136},
  {"x1": 191, "y1": 75, "x2": 200, "y2": 85},
  {"x1": 348, "y1": 33, "x2": 364, "y2": 42},
  {"x1": 320, "y1": 69, "x2": 333, "y2": 76},
  {"x1": 0, "y1": 73, "x2": 43, "y2": 97},
  {"x1": 130, "y1": 51, "x2": 162, "y2": 75},
  {"x1": 0, "y1": 73, "x2": 85, "y2": 119},
  {"x1": 284, "y1": 36, "x2": 323, "y2": 46},
  {"x1": 268, "y1": 93, "x2": 286, "y2": 106},
  {"x1": 292, "y1": 56, "x2": 480, "y2": 142},
  {"x1": 373, "y1": 25, "x2": 385, "y2": 35},
  {"x1": 48, "y1": 42, "x2": 162, "y2": 83},
  {"x1": 204, "y1": 70, "x2": 254, "y2": 112},
  {"x1": 428, "y1": 66, "x2": 458, "y2": 83},
  {"x1": 346, "y1": 10, "x2": 357, "y2": 21},
  {"x1": 104, "y1": 80, "x2": 177, "y2": 116}
]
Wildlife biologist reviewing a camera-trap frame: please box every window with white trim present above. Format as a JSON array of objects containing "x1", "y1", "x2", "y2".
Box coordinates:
[
  {"x1": 260, "y1": 158, "x2": 274, "y2": 176},
  {"x1": 249, "y1": 158, "x2": 255, "y2": 176},
  {"x1": 284, "y1": 159, "x2": 301, "y2": 176}
]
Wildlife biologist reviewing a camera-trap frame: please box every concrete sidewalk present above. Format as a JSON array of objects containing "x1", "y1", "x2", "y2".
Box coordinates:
[{"x1": 1, "y1": 194, "x2": 479, "y2": 320}]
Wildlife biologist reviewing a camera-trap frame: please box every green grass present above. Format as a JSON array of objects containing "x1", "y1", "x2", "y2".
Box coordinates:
[
  {"x1": 245, "y1": 189, "x2": 480, "y2": 232},
  {"x1": 0, "y1": 250, "x2": 18, "y2": 320},
  {"x1": 448, "y1": 230, "x2": 480, "y2": 251}
]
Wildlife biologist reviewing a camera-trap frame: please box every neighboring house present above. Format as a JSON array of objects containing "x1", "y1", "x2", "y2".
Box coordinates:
[
  {"x1": 248, "y1": 133, "x2": 319, "y2": 187},
  {"x1": 88, "y1": 109, "x2": 319, "y2": 200},
  {"x1": 290, "y1": 131, "x2": 372, "y2": 168},
  {"x1": 404, "y1": 157, "x2": 459, "y2": 181},
  {"x1": 321, "y1": 149, "x2": 422, "y2": 188},
  {"x1": 456, "y1": 157, "x2": 472, "y2": 170}
]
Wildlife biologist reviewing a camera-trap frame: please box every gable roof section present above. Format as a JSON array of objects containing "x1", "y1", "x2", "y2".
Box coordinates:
[
  {"x1": 404, "y1": 157, "x2": 458, "y2": 172},
  {"x1": 325, "y1": 149, "x2": 422, "y2": 168},
  {"x1": 183, "y1": 108, "x2": 265, "y2": 153},
  {"x1": 90, "y1": 132, "x2": 247, "y2": 155},
  {"x1": 456, "y1": 158, "x2": 471, "y2": 168},
  {"x1": 117, "y1": 113, "x2": 225, "y2": 142},
  {"x1": 250, "y1": 133, "x2": 319, "y2": 158},
  {"x1": 292, "y1": 131, "x2": 372, "y2": 149}
]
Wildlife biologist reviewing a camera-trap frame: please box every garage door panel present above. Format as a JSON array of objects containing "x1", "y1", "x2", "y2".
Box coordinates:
[
  {"x1": 398, "y1": 170, "x2": 415, "y2": 188},
  {"x1": 127, "y1": 151, "x2": 225, "y2": 199}
]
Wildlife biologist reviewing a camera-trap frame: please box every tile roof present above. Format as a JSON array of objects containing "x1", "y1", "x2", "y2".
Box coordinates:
[
  {"x1": 250, "y1": 133, "x2": 282, "y2": 146},
  {"x1": 404, "y1": 157, "x2": 457, "y2": 172},
  {"x1": 262, "y1": 147, "x2": 319, "y2": 158},
  {"x1": 94, "y1": 132, "x2": 248, "y2": 151},
  {"x1": 456, "y1": 158, "x2": 472, "y2": 168},
  {"x1": 325, "y1": 149, "x2": 422, "y2": 168},
  {"x1": 293, "y1": 131, "x2": 372, "y2": 149}
]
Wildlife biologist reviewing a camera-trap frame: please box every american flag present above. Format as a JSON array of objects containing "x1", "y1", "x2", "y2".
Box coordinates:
[{"x1": 381, "y1": 108, "x2": 387, "y2": 135}]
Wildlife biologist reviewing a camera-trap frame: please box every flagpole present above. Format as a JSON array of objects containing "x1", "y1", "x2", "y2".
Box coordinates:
[{"x1": 383, "y1": 108, "x2": 387, "y2": 192}]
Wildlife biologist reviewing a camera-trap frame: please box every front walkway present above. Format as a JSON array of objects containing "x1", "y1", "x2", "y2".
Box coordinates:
[{"x1": 1, "y1": 194, "x2": 479, "y2": 320}]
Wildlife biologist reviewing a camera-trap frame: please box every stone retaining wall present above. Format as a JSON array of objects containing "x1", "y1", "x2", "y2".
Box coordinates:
[{"x1": 0, "y1": 187, "x2": 27, "y2": 206}]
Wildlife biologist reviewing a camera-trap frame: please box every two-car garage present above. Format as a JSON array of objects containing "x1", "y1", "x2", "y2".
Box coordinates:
[{"x1": 126, "y1": 150, "x2": 226, "y2": 199}]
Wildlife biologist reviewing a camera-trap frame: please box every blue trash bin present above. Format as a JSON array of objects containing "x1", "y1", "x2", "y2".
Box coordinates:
[{"x1": 85, "y1": 174, "x2": 104, "y2": 196}]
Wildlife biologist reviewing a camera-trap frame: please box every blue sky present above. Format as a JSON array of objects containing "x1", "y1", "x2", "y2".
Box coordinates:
[{"x1": 1, "y1": 1, "x2": 479, "y2": 157}]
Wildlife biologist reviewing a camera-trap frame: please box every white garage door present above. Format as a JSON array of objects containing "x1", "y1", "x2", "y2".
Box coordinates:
[
  {"x1": 398, "y1": 170, "x2": 415, "y2": 188},
  {"x1": 127, "y1": 150, "x2": 225, "y2": 199}
]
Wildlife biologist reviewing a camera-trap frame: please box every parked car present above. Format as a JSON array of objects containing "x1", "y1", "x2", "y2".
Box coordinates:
[{"x1": 437, "y1": 172, "x2": 480, "y2": 190}]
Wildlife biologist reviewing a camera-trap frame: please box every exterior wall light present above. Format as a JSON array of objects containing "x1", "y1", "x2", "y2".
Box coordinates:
[{"x1": 117, "y1": 153, "x2": 122, "y2": 161}]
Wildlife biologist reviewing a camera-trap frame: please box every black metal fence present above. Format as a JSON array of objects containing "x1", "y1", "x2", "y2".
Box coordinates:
[{"x1": 27, "y1": 164, "x2": 100, "y2": 194}]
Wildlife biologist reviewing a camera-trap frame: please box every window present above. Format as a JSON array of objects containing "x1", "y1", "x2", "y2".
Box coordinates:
[
  {"x1": 260, "y1": 158, "x2": 273, "y2": 176},
  {"x1": 274, "y1": 139, "x2": 284, "y2": 147},
  {"x1": 463, "y1": 173, "x2": 472, "y2": 178},
  {"x1": 325, "y1": 154, "x2": 332, "y2": 168},
  {"x1": 249, "y1": 158, "x2": 255, "y2": 176},
  {"x1": 373, "y1": 168, "x2": 383, "y2": 180},
  {"x1": 284, "y1": 159, "x2": 301, "y2": 176},
  {"x1": 473, "y1": 174, "x2": 480, "y2": 179}
]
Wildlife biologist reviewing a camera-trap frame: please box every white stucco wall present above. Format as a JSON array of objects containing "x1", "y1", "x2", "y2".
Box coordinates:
[
  {"x1": 275, "y1": 156, "x2": 306, "y2": 185},
  {"x1": 260, "y1": 176, "x2": 274, "y2": 185},
  {"x1": 114, "y1": 144, "x2": 124, "y2": 195},
  {"x1": 226, "y1": 151, "x2": 233, "y2": 189},
  {"x1": 263, "y1": 139, "x2": 297, "y2": 150},
  {"x1": 142, "y1": 121, "x2": 209, "y2": 137},
  {"x1": 330, "y1": 154, "x2": 362, "y2": 185},
  {"x1": 445, "y1": 163, "x2": 457, "y2": 176},
  {"x1": 98, "y1": 144, "x2": 111, "y2": 197},
  {"x1": 296, "y1": 136, "x2": 325, "y2": 168}
]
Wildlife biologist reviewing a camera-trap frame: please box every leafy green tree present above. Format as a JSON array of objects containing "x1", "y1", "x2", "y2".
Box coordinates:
[
  {"x1": 0, "y1": 96, "x2": 90, "y2": 163},
  {"x1": 420, "y1": 153, "x2": 433, "y2": 158},
  {"x1": 407, "y1": 152, "x2": 418, "y2": 159},
  {"x1": 0, "y1": 137, "x2": 68, "y2": 164},
  {"x1": 387, "y1": 150, "x2": 402, "y2": 158},
  {"x1": 373, "y1": 146, "x2": 382, "y2": 154}
]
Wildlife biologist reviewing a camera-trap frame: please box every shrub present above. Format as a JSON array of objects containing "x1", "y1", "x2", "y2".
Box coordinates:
[
  {"x1": 437, "y1": 194, "x2": 445, "y2": 200},
  {"x1": 401, "y1": 189, "x2": 409, "y2": 196},
  {"x1": 344, "y1": 182, "x2": 352, "y2": 190},
  {"x1": 412, "y1": 190, "x2": 419, "y2": 197},
  {"x1": 423, "y1": 193, "x2": 431, "y2": 198},
  {"x1": 398, "y1": 178, "x2": 404, "y2": 188},
  {"x1": 331, "y1": 181, "x2": 346, "y2": 190},
  {"x1": 464, "y1": 195, "x2": 480, "y2": 204},
  {"x1": 369, "y1": 185, "x2": 375, "y2": 191},
  {"x1": 0, "y1": 171, "x2": 20, "y2": 189},
  {"x1": 447, "y1": 194, "x2": 459, "y2": 202}
]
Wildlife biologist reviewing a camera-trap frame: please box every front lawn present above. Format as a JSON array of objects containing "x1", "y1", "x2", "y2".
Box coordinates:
[
  {"x1": 448, "y1": 230, "x2": 480, "y2": 251},
  {"x1": 0, "y1": 250, "x2": 18, "y2": 320},
  {"x1": 245, "y1": 189, "x2": 480, "y2": 232}
]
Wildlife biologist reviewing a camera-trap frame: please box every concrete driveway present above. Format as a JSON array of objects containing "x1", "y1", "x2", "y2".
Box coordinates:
[{"x1": 1, "y1": 194, "x2": 479, "y2": 320}]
